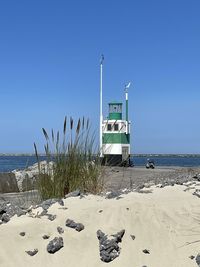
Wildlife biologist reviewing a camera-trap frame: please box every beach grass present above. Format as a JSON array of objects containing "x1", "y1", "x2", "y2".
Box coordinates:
[{"x1": 34, "y1": 117, "x2": 104, "y2": 200}]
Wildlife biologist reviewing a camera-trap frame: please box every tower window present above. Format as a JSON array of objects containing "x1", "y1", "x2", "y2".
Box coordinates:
[
  {"x1": 114, "y1": 124, "x2": 119, "y2": 131},
  {"x1": 107, "y1": 124, "x2": 112, "y2": 131}
]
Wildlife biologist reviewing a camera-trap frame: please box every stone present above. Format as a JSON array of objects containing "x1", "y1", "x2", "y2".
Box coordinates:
[
  {"x1": 143, "y1": 249, "x2": 150, "y2": 254},
  {"x1": 26, "y1": 249, "x2": 38, "y2": 256},
  {"x1": 65, "y1": 219, "x2": 84, "y2": 232},
  {"x1": 196, "y1": 254, "x2": 200, "y2": 266},
  {"x1": 97, "y1": 229, "x2": 125, "y2": 262},
  {"x1": 1, "y1": 213, "x2": 10, "y2": 223},
  {"x1": 20, "y1": 232, "x2": 26, "y2": 236},
  {"x1": 46, "y1": 214, "x2": 56, "y2": 221},
  {"x1": 130, "y1": 235, "x2": 135, "y2": 240},
  {"x1": 106, "y1": 191, "x2": 120, "y2": 199},
  {"x1": 189, "y1": 255, "x2": 195, "y2": 259},
  {"x1": 42, "y1": 235, "x2": 50, "y2": 239},
  {"x1": 47, "y1": 237, "x2": 64, "y2": 254},
  {"x1": 40, "y1": 198, "x2": 63, "y2": 211},
  {"x1": 57, "y1": 226, "x2": 64, "y2": 234},
  {"x1": 64, "y1": 190, "x2": 81, "y2": 198},
  {"x1": 0, "y1": 202, "x2": 26, "y2": 224},
  {"x1": 0, "y1": 173, "x2": 19, "y2": 193},
  {"x1": 193, "y1": 191, "x2": 200, "y2": 198}
]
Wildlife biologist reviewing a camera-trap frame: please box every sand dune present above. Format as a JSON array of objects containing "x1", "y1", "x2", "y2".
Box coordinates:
[{"x1": 1, "y1": 184, "x2": 200, "y2": 267}]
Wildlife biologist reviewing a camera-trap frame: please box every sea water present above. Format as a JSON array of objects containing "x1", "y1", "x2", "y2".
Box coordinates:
[{"x1": 0, "y1": 155, "x2": 200, "y2": 172}]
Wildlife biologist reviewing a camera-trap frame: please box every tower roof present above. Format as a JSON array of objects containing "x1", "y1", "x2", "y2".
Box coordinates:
[{"x1": 109, "y1": 101, "x2": 122, "y2": 105}]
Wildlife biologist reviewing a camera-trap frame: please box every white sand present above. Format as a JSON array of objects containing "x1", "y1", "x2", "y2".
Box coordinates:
[{"x1": 1, "y1": 184, "x2": 200, "y2": 267}]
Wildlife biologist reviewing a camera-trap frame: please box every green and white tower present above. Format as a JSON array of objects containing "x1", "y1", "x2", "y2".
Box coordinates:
[{"x1": 99, "y1": 56, "x2": 131, "y2": 166}]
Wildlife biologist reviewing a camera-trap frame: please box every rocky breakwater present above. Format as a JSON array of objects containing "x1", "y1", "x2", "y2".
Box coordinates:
[
  {"x1": 0, "y1": 161, "x2": 53, "y2": 193},
  {"x1": 12, "y1": 161, "x2": 53, "y2": 192}
]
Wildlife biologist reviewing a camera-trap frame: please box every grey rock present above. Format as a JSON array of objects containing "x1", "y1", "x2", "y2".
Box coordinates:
[
  {"x1": 39, "y1": 198, "x2": 64, "y2": 211},
  {"x1": 196, "y1": 254, "x2": 200, "y2": 266},
  {"x1": 64, "y1": 190, "x2": 81, "y2": 198},
  {"x1": 111, "y1": 229, "x2": 125, "y2": 242},
  {"x1": 106, "y1": 191, "x2": 120, "y2": 199},
  {"x1": 97, "y1": 229, "x2": 125, "y2": 262},
  {"x1": 57, "y1": 226, "x2": 64, "y2": 234},
  {"x1": 46, "y1": 214, "x2": 56, "y2": 221},
  {"x1": 0, "y1": 202, "x2": 26, "y2": 223},
  {"x1": 47, "y1": 237, "x2": 64, "y2": 254},
  {"x1": 26, "y1": 249, "x2": 38, "y2": 256},
  {"x1": 20, "y1": 232, "x2": 26, "y2": 236},
  {"x1": 42, "y1": 234, "x2": 50, "y2": 239},
  {"x1": 143, "y1": 249, "x2": 150, "y2": 254},
  {"x1": 1, "y1": 213, "x2": 10, "y2": 223},
  {"x1": 0, "y1": 172, "x2": 19, "y2": 193},
  {"x1": 65, "y1": 219, "x2": 84, "y2": 232},
  {"x1": 193, "y1": 190, "x2": 200, "y2": 198},
  {"x1": 130, "y1": 235, "x2": 135, "y2": 240},
  {"x1": 40, "y1": 209, "x2": 48, "y2": 216}
]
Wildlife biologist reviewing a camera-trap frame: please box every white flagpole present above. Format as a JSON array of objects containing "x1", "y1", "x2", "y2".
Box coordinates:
[{"x1": 100, "y1": 55, "x2": 104, "y2": 157}]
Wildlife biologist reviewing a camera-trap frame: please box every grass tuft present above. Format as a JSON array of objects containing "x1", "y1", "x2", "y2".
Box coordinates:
[{"x1": 34, "y1": 117, "x2": 104, "y2": 200}]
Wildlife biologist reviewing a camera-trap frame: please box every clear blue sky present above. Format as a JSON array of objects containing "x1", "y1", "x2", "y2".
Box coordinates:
[{"x1": 0, "y1": 0, "x2": 200, "y2": 154}]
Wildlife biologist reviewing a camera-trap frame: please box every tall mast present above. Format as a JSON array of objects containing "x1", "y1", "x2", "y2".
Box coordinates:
[
  {"x1": 100, "y1": 55, "x2": 104, "y2": 157},
  {"x1": 125, "y1": 82, "x2": 131, "y2": 134}
]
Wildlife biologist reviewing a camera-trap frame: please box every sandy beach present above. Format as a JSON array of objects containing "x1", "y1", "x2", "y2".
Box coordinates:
[{"x1": 1, "y1": 166, "x2": 200, "y2": 266}]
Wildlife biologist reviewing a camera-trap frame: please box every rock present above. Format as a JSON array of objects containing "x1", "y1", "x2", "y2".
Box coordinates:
[
  {"x1": 99, "y1": 210, "x2": 103, "y2": 213},
  {"x1": 189, "y1": 255, "x2": 195, "y2": 259},
  {"x1": 97, "y1": 229, "x2": 125, "y2": 262},
  {"x1": 57, "y1": 226, "x2": 64, "y2": 234},
  {"x1": 64, "y1": 190, "x2": 81, "y2": 198},
  {"x1": 20, "y1": 232, "x2": 26, "y2": 236},
  {"x1": 130, "y1": 235, "x2": 135, "y2": 240},
  {"x1": 193, "y1": 190, "x2": 200, "y2": 198},
  {"x1": 42, "y1": 234, "x2": 50, "y2": 239},
  {"x1": 47, "y1": 237, "x2": 64, "y2": 254},
  {"x1": 12, "y1": 161, "x2": 54, "y2": 192},
  {"x1": 46, "y1": 214, "x2": 56, "y2": 221},
  {"x1": 0, "y1": 173, "x2": 19, "y2": 193},
  {"x1": 26, "y1": 249, "x2": 38, "y2": 256},
  {"x1": 111, "y1": 230, "x2": 125, "y2": 242},
  {"x1": 65, "y1": 219, "x2": 84, "y2": 232},
  {"x1": 196, "y1": 254, "x2": 200, "y2": 266},
  {"x1": 106, "y1": 191, "x2": 120, "y2": 199},
  {"x1": 1, "y1": 213, "x2": 10, "y2": 223},
  {"x1": 39, "y1": 198, "x2": 64, "y2": 211},
  {"x1": 0, "y1": 202, "x2": 26, "y2": 224},
  {"x1": 143, "y1": 249, "x2": 150, "y2": 254}
]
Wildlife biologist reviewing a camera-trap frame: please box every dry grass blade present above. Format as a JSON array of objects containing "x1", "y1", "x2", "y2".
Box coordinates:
[
  {"x1": 76, "y1": 119, "x2": 81, "y2": 134},
  {"x1": 70, "y1": 117, "x2": 73, "y2": 130},
  {"x1": 42, "y1": 128, "x2": 49, "y2": 140},
  {"x1": 56, "y1": 131, "x2": 60, "y2": 147},
  {"x1": 63, "y1": 116, "x2": 67, "y2": 135},
  {"x1": 86, "y1": 118, "x2": 89, "y2": 130},
  {"x1": 51, "y1": 129, "x2": 54, "y2": 143},
  {"x1": 82, "y1": 117, "x2": 85, "y2": 130}
]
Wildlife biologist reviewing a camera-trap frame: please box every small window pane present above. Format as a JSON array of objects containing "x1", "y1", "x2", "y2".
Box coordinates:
[
  {"x1": 107, "y1": 124, "x2": 112, "y2": 131},
  {"x1": 114, "y1": 124, "x2": 119, "y2": 131}
]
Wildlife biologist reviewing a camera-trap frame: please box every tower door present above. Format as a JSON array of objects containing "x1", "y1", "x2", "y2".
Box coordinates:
[{"x1": 122, "y1": 146, "x2": 129, "y2": 161}]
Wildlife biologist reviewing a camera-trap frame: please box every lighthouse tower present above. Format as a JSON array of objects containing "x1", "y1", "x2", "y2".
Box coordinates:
[
  {"x1": 99, "y1": 56, "x2": 131, "y2": 166},
  {"x1": 101, "y1": 95, "x2": 131, "y2": 166}
]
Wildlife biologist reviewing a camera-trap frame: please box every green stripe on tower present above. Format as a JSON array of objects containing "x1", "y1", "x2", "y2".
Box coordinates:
[
  {"x1": 108, "y1": 113, "x2": 122, "y2": 120},
  {"x1": 103, "y1": 133, "x2": 130, "y2": 144},
  {"x1": 126, "y1": 99, "x2": 128, "y2": 121}
]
